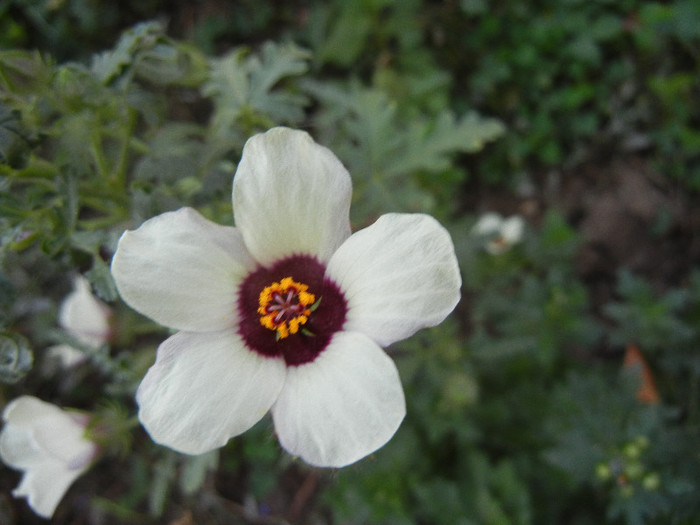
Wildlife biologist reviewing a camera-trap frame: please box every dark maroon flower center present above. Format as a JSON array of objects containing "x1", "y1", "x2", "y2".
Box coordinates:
[{"x1": 237, "y1": 255, "x2": 347, "y2": 366}]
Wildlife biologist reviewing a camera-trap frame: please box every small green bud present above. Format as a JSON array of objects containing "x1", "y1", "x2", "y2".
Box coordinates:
[
  {"x1": 623, "y1": 442, "x2": 642, "y2": 460},
  {"x1": 642, "y1": 472, "x2": 660, "y2": 491},
  {"x1": 442, "y1": 371, "x2": 479, "y2": 408},
  {"x1": 595, "y1": 462, "x2": 612, "y2": 481}
]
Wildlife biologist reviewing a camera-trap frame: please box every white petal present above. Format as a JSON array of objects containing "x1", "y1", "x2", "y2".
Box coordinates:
[
  {"x1": 59, "y1": 276, "x2": 110, "y2": 348},
  {"x1": 272, "y1": 331, "x2": 406, "y2": 467},
  {"x1": 471, "y1": 212, "x2": 503, "y2": 235},
  {"x1": 1, "y1": 397, "x2": 95, "y2": 468},
  {"x1": 47, "y1": 344, "x2": 87, "y2": 368},
  {"x1": 3, "y1": 396, "x2": 63, "y2": 427},
  {"x1": 13, "y1": 460, "x2": 84, "y2": 519},
  {"x1": 326, "y1": 213, "x2": 461, "y2": 347},
  {"x1": 0, "y1": 397, "x2": 95, "y2": 518},
  {"x1": 0, "y1": 424, "x2": 41, "y2": 470},
  {"x1": 32, "y1": 414, "x2": 95, "y2": 467},
  {"x1": 501, "y1": 215, "x2": 525, "y2": 244},
  {"x1": 136, "y1": 329, "x2": 286, "y2": 455},
  {"x1": 111, "y1": 207, "x2": 256, "y2": 332},
  {"x1": 233, "y1": 127, "x2": 352, "y2": 265}
]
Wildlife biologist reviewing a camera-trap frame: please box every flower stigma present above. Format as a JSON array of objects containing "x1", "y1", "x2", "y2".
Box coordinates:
[{"x1": 258, "y1": 277, "x2": 316, "y2": 340}]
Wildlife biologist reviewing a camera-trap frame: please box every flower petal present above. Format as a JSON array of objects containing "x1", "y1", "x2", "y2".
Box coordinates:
[
  {"x1": 0, "y1": 397, "x2": 59, "y2": 470},
  {"x1": 136, "y1": 329, "x2": 286, "y2": 455},
  {"x1": 13, "y1": 460, "x2": 84, "y2": 519},
  {"x1": 0, "y1": 397, "x2": 95, "y2": 518},
  {"x1": 1, "y1": 397, "x2": 95, "y2": 469},
  {"x1": 0, "y1": 424, "x2": 41, "y2": 470},
  {"x1": 3, "y1": 396, "x2": 62, "y2": 427},
  {"x1": 32, "y1": 414, "x2": 95, "y2": 467},
  {"x1": 233, "y1": 127, "x2": 352, "y2": 265},
  {"x1": 47, "y1": 344, "x2": 87, "y2": 369},
  {"x1": 272, "y1": 331, "x2": 405, "y2": 467},
  {"x1": 471, "y1": 212, "x2": 503, "y2": 235},
  {"x1": 326, "y1": 213, "x2": 461, "y2": 347},
  {"x1": 59, "y1": 276, "x2": 110, "y2": 348},
  {"x1": 501, "y1": 215, "x2": 525, "y2": 244},
  {"x1": 111, "y1": 207, "x2": 256, "y2": 332}
]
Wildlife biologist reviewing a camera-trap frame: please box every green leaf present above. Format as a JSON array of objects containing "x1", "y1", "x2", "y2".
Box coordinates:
[
  {"x1": 203, "y1": 41, "x2": 311, "y2": 135},
  {"x1": 91, "y1": 21, "x2": 165, "y2": 84},
  {"x1": 0, "y1": 49, "x2": 52, "y2": 95},
  {"x1": 0, "y1": 103, "x2": 32, "y2": 168},
  {"x1": 305, "y1": 81, "x2": 503, "y2": 218},
  {"x1": 134, "y1": 41, "x2": 209, "y2": 87},
  {"x1": 387, "y1": 111, "x2": 505, "y2": 176},
  {"x1": 316, "y1": 1, "x2": 373, "y2": 67}
]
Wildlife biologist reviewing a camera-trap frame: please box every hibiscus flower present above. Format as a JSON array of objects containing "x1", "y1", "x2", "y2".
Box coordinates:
[
  {"x1": 472, "y1": 212, "x2": 525, "y2": 255},
  {"x1": 111, "y1": 127, "x2": 461, "y2": 467},
  {"x1": 0, "y1": 396, "x2": 99, "y2": 518}
]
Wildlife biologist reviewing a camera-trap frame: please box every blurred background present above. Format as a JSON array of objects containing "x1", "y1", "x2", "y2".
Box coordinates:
[{"x1": 1, "y1": 0, "x2": 699, "y2": 523}]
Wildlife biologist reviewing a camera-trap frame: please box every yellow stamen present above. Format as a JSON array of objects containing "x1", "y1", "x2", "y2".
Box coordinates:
[{"x1": 258, "y1": 277, "x2": 316, "y2": 340}]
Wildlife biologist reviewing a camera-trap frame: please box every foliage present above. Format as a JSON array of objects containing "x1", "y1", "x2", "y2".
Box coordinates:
[
  {"x1": 1, "y1": 1, "x2": 699, "y2": 524},
  {"x1": 439, "y1": 0, "x2": 700, "y2": 189}
]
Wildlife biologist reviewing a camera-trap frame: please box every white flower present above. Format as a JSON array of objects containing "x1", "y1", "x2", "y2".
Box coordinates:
[
  {"x1": 111, "y1": 127, "x2": 461, "y2": 468},
  {"x1": 472, "y1": 212, "x2": 525, "y2": 254},
  {"x1": 0, "y1": 396, "x2": 99, "y2": 518},
  {"x1": 48, "y1": 276, "x2": 111, "y2": 368}
]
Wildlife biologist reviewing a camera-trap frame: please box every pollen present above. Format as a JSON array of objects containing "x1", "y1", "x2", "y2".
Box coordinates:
[{"x1": 258, "y1": 277, "x2": 316, "y2": 340}]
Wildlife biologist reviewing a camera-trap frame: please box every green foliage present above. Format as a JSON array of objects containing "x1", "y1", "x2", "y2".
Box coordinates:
[
  {"x1": 605, "y1": 269, "x2": 693, "y2": 351},
  {"x1": 306, "y1": 81, "x2": 503, "y2": 220},
  {"x1": 463, "y1": 210, "x2": 601, "y2": 370},
  {"x1": 545, "y1": 369, "x2": 700, "y2": 525},
  {"x1": 439, "y1": 0, "x2": 700, "y2": 189},
  {"x1": 1, "y1": 0, "x2": 168, "y2": 61},
  {"x1": 203, "y1": 41, "x2": 311, "y2": 138},
  {"x1": 635, "y1": 1, "x2": 700, "y2": 189},
  {"x1": 603, "y1": 269, "x2": 700, "y2": 439}
]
